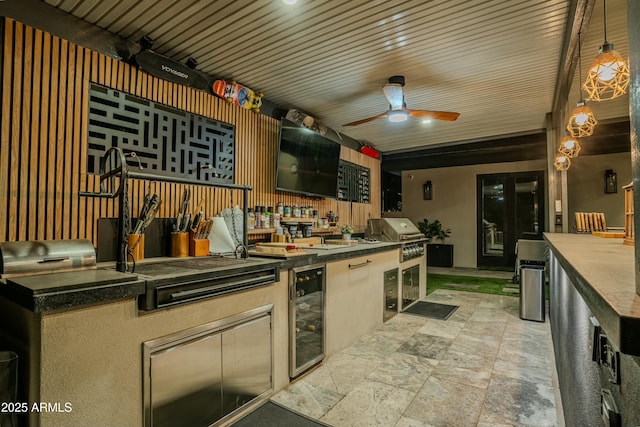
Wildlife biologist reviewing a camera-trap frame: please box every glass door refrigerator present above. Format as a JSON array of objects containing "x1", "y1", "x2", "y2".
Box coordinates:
[{"x1": 289, "y1": 264, "x2": 325, "y2": 378}]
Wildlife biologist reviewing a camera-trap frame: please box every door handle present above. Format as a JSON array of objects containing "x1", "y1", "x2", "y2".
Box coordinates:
[{"x1": 349, "y1": 260, "x2": 372, "y2": 269}]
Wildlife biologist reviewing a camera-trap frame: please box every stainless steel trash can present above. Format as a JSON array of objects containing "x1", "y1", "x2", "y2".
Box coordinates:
[{"x1": 519, "y1": 265, "x2": 545, "y2": 322}]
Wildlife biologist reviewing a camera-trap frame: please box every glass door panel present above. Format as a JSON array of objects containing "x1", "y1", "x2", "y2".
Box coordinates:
[
  {"x1": 477, "y1": 172, "x2": 544, "y2": 268},
  {"x1": 480, "y1": 176, "x2": 506, "y2": 259},
  {"x1": 514, "y1": 177, "x2": 542, "y2": 240}
]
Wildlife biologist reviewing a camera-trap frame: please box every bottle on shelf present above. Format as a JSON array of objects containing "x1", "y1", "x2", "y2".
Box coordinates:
[
  {"x1": 293, "y1": 204, "x2": 301, "y2": 218},
  {"x1": 277, "y1": 201, "x2": 284, "y2": 216},
  {"x1": 248, "y1": 208, "x2": 255, "y2": 230}
]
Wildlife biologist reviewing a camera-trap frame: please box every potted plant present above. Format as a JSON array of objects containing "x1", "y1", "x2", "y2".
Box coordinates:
[
  {"x1": 418, "y1": 218, "x2": 454, "y2": 267},
  {"x1": 341, "y1": 224, "x2": 354, "y2": 240}
]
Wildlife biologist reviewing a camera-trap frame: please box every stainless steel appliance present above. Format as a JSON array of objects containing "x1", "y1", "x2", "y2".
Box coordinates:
[
  {"x1": 0, "y1": 239, "x2": 96, "y2": 278},
  {"x1": 402, "y1": 264, "x2": 420, "y2": 310},
  {"x1": 519, "y1": 265, "x2": 545, "y2": 322},
  {"x1": 383, "y1": 269, "x2": 399, "y2": 322},
  {"x1": 367, "y1": 218, "x2": 426, "y2": 311},
  {"x1": 135, "y1": 257, "x2": 279, "y2": 311},
  {"x1": 143, "y1": 306, "x2": 273, "y2": 427},
  {"x1": 366, "y1": 218, "x2": 424, "y2": 242},
  {"x1": 289, "y1": 265, "x2": 325, "y2": 378}
]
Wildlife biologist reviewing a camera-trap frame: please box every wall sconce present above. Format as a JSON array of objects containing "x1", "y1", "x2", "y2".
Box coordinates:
[
  {"x1": 604, "y1": 169, "x2": 617, "y2": 193},
  {"x1": 423, "y1": 181, "x2": 432, "y2": 200}
]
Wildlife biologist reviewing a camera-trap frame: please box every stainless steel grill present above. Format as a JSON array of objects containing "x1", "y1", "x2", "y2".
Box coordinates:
[
  {"x1": 365, "y1": 218, "x2": 424, "y2": 242},
  {"x1": 0, "y1": 239, "x2": 96, "y2": 278},
  {"x1": 366, "y1": 218, "x2": 425, "y2": 262}
]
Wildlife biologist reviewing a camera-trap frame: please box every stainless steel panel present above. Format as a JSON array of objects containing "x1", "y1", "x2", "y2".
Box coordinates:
[
  {"x1": 289, "y1": 265, "x2": 325, "y2": 378},
  {"x1": 519, "y1": 265, "x2": 545, "y2": 322},
  {"x1": 0, "y1": 239, "x2": 96, "y2": 277},
  {"x1": 366, "y1": 218, "x2": 424, "y2": 242},
  {"x1": 221, "y1": 315, "x2": 272, "y2": 416},
  {"x1": 142, "y1": 305, "x2": 273, "y2": 427},
  {"x1": 401, "y1": 264, "x2": 420, "y2": 311},
  {"x1": 150, "y1": 334, "x2": 223, "y2": 427},
  {"x1": 383, "y1": 268, "x2": 398, "y2": 322}
]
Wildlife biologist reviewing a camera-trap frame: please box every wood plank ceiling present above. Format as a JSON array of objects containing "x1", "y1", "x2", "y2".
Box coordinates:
[{"x1": 40, "y1": 0, "x2": 629, "y2": 155}]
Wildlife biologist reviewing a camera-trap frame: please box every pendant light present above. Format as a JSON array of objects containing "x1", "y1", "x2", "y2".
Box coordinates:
[
  {"x1": 567, "y1": 32, "x2": 597, "y2": 137},
  {"x1": 583, "y1": 0, "x2": 630, "y2": 101},
  {"x1": 558, "y1": 135, "x2": 582, "y2": 158},
  {"x1": 554, "y1": 154, "x2": 571, "y2": 171}
]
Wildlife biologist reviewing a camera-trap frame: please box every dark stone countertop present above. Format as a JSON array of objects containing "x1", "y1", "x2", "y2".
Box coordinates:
[
  {"x1": 544, "y1": 233, "x2": 640, "y2": 355},
  {"x1": 0, "y1": 242, "x2": 407, "y2": 314},
  {"x1": 0, "y1": 269, "x2": 144, "y2": 313}
]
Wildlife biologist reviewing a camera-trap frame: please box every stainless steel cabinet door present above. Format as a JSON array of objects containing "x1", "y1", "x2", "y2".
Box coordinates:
[
  {"x1": 221, "y1": 315, "x2": 272, "y2": 416},
  {"x1": 150, "y1": 334, "x2": 223, "y2": 427}
]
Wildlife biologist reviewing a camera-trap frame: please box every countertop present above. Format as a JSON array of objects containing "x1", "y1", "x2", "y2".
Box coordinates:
[
  {"x1": 544, "y1": 233, "x2": 640, "y2": 355},
  {"x1": 0, "y1": 240, "x2": 408, "y2": 314}
]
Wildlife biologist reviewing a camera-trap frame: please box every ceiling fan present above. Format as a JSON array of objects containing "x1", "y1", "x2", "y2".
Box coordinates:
[{"x1": 343, "y1": 76, "x2": 460, "y2": 126}]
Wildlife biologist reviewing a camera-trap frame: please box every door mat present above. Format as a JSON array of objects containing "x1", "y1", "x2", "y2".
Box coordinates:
[
  {"x1": 231, "y1": 401, "x2": 332, "y2": 427},
  {"x1": 402, "y1": 301, "x2": 459, "y2": 320}
]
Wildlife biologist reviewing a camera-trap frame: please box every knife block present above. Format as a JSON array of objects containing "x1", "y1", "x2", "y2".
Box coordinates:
[
  {"x1": 127, "y1": 233, "x2": 144, "y2": 261},
  {"x1": 170, "y1": 232, "x2": 189, "y2": 257},
  {"x1": 189, "y1": 231, "x2": 210, "y2": 257}
]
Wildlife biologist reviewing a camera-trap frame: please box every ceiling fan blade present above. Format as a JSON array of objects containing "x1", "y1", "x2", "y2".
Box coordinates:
[
  {"x1": 382, "y1": 84, "x2": 404, "y2": 109},
  {"x1": 407, "y1": 109, "x2": 460, "y2": 121},
  {"x1": 343, "y1": 112, "x2": 389, "y2": 126}
]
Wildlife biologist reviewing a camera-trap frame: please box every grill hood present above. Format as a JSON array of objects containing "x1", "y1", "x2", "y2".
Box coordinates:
[{"x1": 365, "y1": 218, "x2": 425, "y2": 242}]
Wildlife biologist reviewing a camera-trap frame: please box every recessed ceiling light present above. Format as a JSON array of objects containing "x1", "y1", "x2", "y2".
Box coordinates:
[
  {"x1": 282, "y1": 0, "x2": 297, "y2": 4},
  {"x1": 422, "y1": 119, "x2": 432, "y2": 124}
]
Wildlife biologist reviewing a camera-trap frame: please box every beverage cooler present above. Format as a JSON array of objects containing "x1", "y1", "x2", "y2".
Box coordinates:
[{"x1": 289, "y1": 265, "x2": 326, "y2": 378}]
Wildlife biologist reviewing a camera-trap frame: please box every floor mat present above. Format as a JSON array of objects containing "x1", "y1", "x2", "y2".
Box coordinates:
[
  {"x1": 231, "y1": 401, "x2": 331, "y2": 427},
  {"x1": 402, "y1": 301, "x2": 459, "y2": 320}
]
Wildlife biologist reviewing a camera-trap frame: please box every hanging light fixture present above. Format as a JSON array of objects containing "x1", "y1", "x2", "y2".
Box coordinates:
[
  {"x1": 583, "y1": 0, "x2": 630, "y2": 101},
  {"x1": 554, "y1": 154, "x2": 571, "y2": 171},
  {"x1": 558, "y1": 136, "x2": 582, "y2": 158},
  {"x1": 567, "y1": 32, "x2": 597, "y2": 137}
]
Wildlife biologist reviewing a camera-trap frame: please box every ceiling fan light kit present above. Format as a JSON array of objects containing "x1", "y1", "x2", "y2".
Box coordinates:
[
  {"x1": 342, "y1": 76, "x2": 460, "y2": 127},
  {"x1": 388, "y1": 110, "x2": 409, "y2": 122},
  {"x1": 582, "y1": 0, "x2": 630, "y2": 101}
]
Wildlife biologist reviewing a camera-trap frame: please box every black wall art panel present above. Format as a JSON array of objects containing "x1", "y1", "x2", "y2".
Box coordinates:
[{"x1": 87, "y1": 84, "x2": 235, "y2": 184}]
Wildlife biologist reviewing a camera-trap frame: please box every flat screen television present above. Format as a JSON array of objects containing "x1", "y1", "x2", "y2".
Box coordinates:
[{"x1": 276, "y1": 118, "x2": 341, "y2": 198}]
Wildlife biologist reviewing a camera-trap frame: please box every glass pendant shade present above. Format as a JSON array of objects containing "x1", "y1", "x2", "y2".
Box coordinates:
[
  {"x1": 583, "y1": 43, "x2": 630, "y2": 101},
  {"x1": 558, "y1": 136, "x2": 581, "y2": 158},
  {"x1": 554, "y1": 154, "x2": 571, "y2": 171},
  {"x1": 566, "y1": 102, "x2": 597, "y2": 137}
]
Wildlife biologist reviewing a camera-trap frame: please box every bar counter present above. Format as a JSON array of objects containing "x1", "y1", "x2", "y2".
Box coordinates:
[{"x1": 544, "y1": 232, "x2": 640, "y2": 355}]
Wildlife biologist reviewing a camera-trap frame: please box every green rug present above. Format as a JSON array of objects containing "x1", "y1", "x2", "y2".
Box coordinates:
[{"x1": 427, "y1": 273, "x2": 549, "y2": 299}]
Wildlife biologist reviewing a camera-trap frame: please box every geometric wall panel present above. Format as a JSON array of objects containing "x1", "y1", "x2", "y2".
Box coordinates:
[{"x1": 87, "y1": 83, "x2": 235, "y2": 184}]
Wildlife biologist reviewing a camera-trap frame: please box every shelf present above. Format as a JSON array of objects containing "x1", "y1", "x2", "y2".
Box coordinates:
[
  {"x1": 248, "y1": 228, "x2": 275, "y2": 234},
  {"x1": 248, "y1": 227, "x2": 339, "y2": 235}
]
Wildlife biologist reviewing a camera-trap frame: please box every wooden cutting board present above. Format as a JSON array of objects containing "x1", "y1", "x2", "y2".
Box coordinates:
[
  {"x1": 248, "y1": 243, "x2": 309, "y2": 258},
  {"x1": 324, "y1": 239, "x2": 359, "y2": 246}
]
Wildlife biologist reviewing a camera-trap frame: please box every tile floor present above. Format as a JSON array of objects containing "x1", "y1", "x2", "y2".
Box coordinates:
[{"x1": 272, "y1": 289, "x2": 564, "y2": 427}]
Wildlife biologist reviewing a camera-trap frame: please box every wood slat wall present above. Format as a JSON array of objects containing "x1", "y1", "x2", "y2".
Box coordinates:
[{"x1": 0, "y1": 19, "x2": 381, "y2": 246}]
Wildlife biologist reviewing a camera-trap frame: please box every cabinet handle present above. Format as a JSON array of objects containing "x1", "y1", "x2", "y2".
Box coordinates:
[{"x1": 349, "y1": 260, "x2": 372, "y2": 269}]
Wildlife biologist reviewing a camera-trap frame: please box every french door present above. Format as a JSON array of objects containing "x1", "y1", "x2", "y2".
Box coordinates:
[{"x1": 476, "y1": 171, "x2": 545, "y2": 268}]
